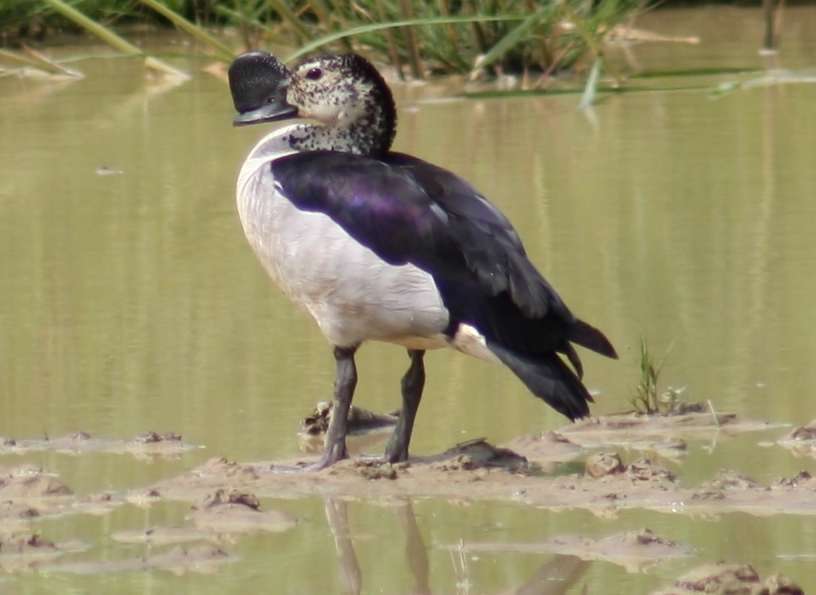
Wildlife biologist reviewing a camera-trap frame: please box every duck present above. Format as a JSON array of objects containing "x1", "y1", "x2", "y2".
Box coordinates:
[{"x1": 227, "y1": 51, "x2": 617, "y2": 469}]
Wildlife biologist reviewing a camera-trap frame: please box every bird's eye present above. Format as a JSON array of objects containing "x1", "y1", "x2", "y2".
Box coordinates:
[{"x1": 305, "y1": 67, "x2": 323, "y2": 81}]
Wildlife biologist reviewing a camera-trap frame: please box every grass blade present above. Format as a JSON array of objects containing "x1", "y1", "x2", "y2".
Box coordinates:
[
  {"x1": 0, "y1": 47, "x2": 81, "y2": 77},
  {"x1": 137, "y1": 0, "x2": 235, "y2": 62},
  {"x1": 43, "y1": 0, "x2": 143, "y2": 55},
  {"x1": 398, "y1": 0, "x2": 425, "y2": 79},
  {"x1": 267, "y1": 0, "x2": 310, "y2": 42},
  {"x1": 471, "y1": 6, "x2": 557, "y2": 74},
  {"x1": 373, "y1": 0, "x2": 404, "y2": 78},
  {"x1": 285, "y1": 15, "x2": 526, "y2": 62},
  {"x1": 578, "y1": 56, "x2": 602, "y2": 109}
]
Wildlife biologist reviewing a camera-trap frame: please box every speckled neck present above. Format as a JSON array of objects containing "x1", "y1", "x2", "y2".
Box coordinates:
[
  {"x1": 285, "y1": 56, "x2": 396, "y2": 157},
  {"x1": 285, "y1": 116, "x2": 392, "y2": 157}
]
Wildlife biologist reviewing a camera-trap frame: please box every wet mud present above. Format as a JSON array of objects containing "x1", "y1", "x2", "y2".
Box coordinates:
[
  {"x1": 139, "y1": 446, "x2": 816, "y2": 520},
  {"x1": 300, "y1": 402, "x2": 398, "y2": 437},
  {"x1": 38, "y1": 544, "x2": 232, "y2": 575},
  {"x1": 0, "y1": 431, "x2": 200, "y2": 459},
  {"x1": 0, "y1": 414, "x2": 811, "y2": 584},
  {"x1": 454, "y1": 528, "x2": 693, "y2": 573},
  {"x1": 652, "y1": 562, "x2": 804, "y2": 595},
  {"x1": 0, "y1": 464, "x2": 120, "y2": 528},
  {"x1": 775, "y1": 418, "x2": 816, "y2": 459},
  {"x1": 0, "y1": 533, "x2": 88, "y2": 573},
  {"x1": 551, "y1": 409, "x2": 784, "y2": 451},
  {"x1": 112, "y1": 490, "x2": 297, "y2": 547}
]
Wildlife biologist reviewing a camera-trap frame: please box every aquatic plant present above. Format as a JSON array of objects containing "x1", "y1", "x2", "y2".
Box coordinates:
[
  {"x1": 631, "y1": 338, "x2": 686, "y2": 415},
  {"x1": 2, "y1": 0, "x2": 648, "y2": 82}
]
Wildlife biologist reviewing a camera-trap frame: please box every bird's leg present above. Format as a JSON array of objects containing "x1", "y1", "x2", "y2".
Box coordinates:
[
  {"x1": 315, "y1": 345, "x2": 358, "y2": 470},
  {"x1": 384, "y1": 349, "x2": 425, "y2": 463}
]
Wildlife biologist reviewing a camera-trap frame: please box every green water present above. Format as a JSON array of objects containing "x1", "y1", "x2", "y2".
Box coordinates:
[{"x1": 2, "y1": 7, "x2": 816, "y2": 593}]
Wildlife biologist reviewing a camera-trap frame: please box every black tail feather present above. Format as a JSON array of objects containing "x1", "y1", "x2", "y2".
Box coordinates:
[
  {"x1": 560, "y1": 342, "x2": 584, "y2": 379},
  {"x1": 488, "y1": 342, "x2": 592, "y2": 421},
  {"x1": 569, "y1": 318, "x2": 618, "y2": 359}
]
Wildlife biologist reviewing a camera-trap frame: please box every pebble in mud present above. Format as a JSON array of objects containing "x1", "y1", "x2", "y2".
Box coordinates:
[
  {"x1": 0, "y1": 533, "x2": 89, "y2": 573},
  {"x1": 433, "y1": 439, "x2": 530, "y2": 474},
  {"x1": 775, "y1": 471, "x2": 813, "y2": 488},
  {"x1": 653, "y1": 562, "x2": 803, "y2": 595},
  {"x1": 354, "y1": 460, "x2": 398, "y2": 480},
  {"x1": 133, "y1": 431, "x2": 182, "y2": 444},
  {"x1": 188, "y1": 489, "x2": 296, "y2": 534},
  {"x1": 777, "y1": 419, "x2": 816, "y2": 458},
  {"x1": 301, "y1": 401, "x2": 398, "y2": 436},
  {"x1": 701, "y1": 470, "x2": 766, "y2": 492},
  {"x1": 788, "y1": 419, "x2": 816, "y2": 441},
  {"x1": 585, "y1": 452, "x2": 624, "y2": 478},
  {"x1": 202, "y1": 489, "x2": 260, "y2": 510},
  {"x1": 0, "y1": 467, "x2": 73, "y2": 498},
  {"x1": 624, "y1": 459, "x2": 676, "y2": 483}
]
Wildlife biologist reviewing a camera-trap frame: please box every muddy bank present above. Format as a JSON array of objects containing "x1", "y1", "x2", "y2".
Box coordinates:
[
  {"x1": 543, "y1": 409, "x2": 785, "y2": 455},
  {"x1": 0, "y1": 418, "x2": 810, "y2": 589},
  {"x1": 0, "y1": 533, "x2": 87, "y2": 573},
  {"x1": 454, "y1": 528, "x2": 692, "y2": 573},
  {"x1": 0, "y1": 410, "x2": 808, "y2": 532},
  {"x1": 0, "y1": 464, "x2": 122, "y2": 527},
  {"x1": 113, "y1": 490, "x2": 297, "y2": 547},
  {"x1": 652, "y1": 562, "x2": 803, "y2": 595},
  {"x1": 0, "y1": 431, "x2": 200, "y2": 458},
  {"x1": 303, "y1": 404, "x2": 785, "y2": 465},
  {"x1": 132, "y1": 410, "x2": 805, "y2": 518},
  {"x1": 775, "y1": 418, "x2": 816, "y2": 459},
  {"x1": 39, "y1": 544, "x2": 232, "y2": 575},
  {"x1": 142, "y1": 440, "x2": 816, "y2": 519}
]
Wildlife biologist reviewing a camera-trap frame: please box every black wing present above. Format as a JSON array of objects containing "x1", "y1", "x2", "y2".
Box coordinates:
[
  {"x1": 271, "y1": 150, "x2": 571, "y2": 321},
  {"x1": 271, "y1": 150, "x2": 617, "y2": 419}
]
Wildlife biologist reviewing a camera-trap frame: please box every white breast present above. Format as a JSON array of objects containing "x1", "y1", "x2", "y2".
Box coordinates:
[{"x1": 236, "y1": 127, "x2": 450, "y2": 349}]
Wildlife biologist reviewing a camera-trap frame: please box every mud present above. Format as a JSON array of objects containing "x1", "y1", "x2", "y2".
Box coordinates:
[
  {"x1": 776, "y1": 418, "x2": 816, "y2": 459},
  {"x1": 111, "y1": 490, "x2": 296, "y2": 547},
  {"x1": 188, "y1": 489, "x2": 297, "y2": 534},
  {"x1": 298, "y1": 402, "x2": 399, "y2": 454},
  {"x1": 0, "y1": 464, "x2": 73, "y2": 498},
  {"x1": 0, "y1": 533, "x2": 88, "y2": 573},
  {"x1": 1, "y1": 415, "x2": 811, "y2": 530},
  {"x1": 652, "y1": 562, "x2": 804, "y2": 595},
  {"x1": 0, "y1": 418, "x2": 812, "y2": 583},
  {"x1": 300, "y1": 401, "x2": 398, "y2": 436},
  {"x1": 0, "y1": 431, "x2": 200, "y2": 459},
  {"x1": 0, "y1": 465, "x2": 122, "y2": 528},
  {"x1": 553, "y1": 410, "x2": 784, "y2": 452},
  {"x1": 456, "y1": 528, "x2": 692, "y2": 573},
  {"x1": 112, "y1": 527, "x2": 215, "y2": 546},
  {"x1": 39, "y1": 544, "x2": 232, "y2": 575},
  {"x1": 138, "y1": 441, "x2": 816, "y2": 521}
]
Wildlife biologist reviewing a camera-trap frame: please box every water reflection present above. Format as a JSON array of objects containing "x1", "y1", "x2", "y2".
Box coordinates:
[
  {"x1": 323, "y1": 498, "x2": 588, "y2": 594},
  {"x1": 325, "y1": 498, "x2": 362, "y2": 595}
]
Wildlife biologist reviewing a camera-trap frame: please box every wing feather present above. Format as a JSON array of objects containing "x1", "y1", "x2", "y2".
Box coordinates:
[{"x1": 271, "y1": 151, "x2": 571, "y2": 321}]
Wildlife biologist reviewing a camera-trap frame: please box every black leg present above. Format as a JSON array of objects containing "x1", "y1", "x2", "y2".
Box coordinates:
[
  {"x1": 315, "y1": 345, "x2": 358, "y2": 469},
  {"x1": 385, "y1": 349, "x2": 425, "y2": 463}
]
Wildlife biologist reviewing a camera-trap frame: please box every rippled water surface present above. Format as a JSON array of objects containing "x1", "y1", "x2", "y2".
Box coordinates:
[{"x1": 2, "y1": 7, "x2": 816, "y2": 593}]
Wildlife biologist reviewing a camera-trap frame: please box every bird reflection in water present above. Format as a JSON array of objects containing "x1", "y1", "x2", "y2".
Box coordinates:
[{"x1": 322, "y1": 498, "x2": 587, "y2": 594}]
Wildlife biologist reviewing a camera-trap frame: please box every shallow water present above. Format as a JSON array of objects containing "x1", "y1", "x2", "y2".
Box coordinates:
[{"x1": 2, "y1": 6, "x2": 816, "y2": 593}]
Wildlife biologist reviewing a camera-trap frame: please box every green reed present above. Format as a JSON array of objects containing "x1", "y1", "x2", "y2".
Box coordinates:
[{"x1": 2, "y1": 0, "x2": 648, "y2": 82}]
